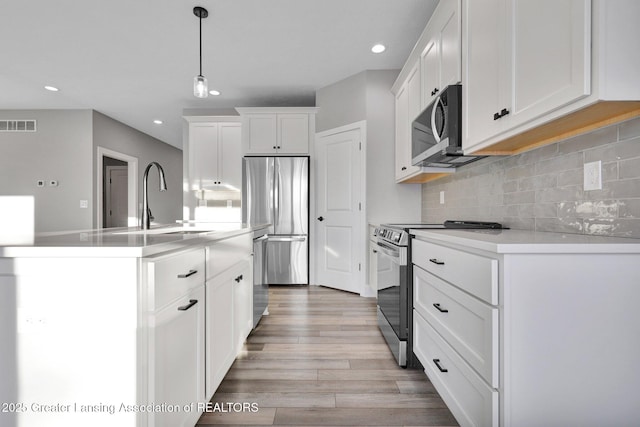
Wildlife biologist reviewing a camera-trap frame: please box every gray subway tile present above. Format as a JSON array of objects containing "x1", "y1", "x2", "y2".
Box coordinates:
[
  {"x1": 558, "y1": 125, "x2": 618, "y2": 154},
  {"x1": 537, "y1": 186, "x2": 584, "y2": 203},
  {"x1": 535, "y1": 217, "x2": 584, "y2": 234},
  {"x1": 557, "y1": 169, "x2": 582, "y2": 187},
  {"x1": 518, "y1": 174, "x2": 557, "y2": 191},
  {"x1": 601, "y1": 178, "x2": 640, "y2": 199},
  {"x1": 504, "y1": 191, "x2": 536, "y2": 205},
  {"x1": 502, "y1": 180, "x2": 518, "y2": 193},
  {"x1": 619, "y1": 157, "x2": 640, "y2": 179},
  {"x1": 558, "y1": 200, "x2": 618, "y2": 219},
  {"x1": 534, "y1": 203, "x2": 558, "y2": 218},
  {"x1": 584, "y1": 136, "x2": 640, "y2": 163},
  {"x1": 618, "y1": 115, "x2": 640, "y2": 141},
  {"x1": 603, "y1": 161, "x2": 619, "y2": 182},
  {"x1": 584, "y1": 218, "x2": 640, "y2": 238},
  {"x1": 505, "y1": 164, "x2": 535, "y2": 181},
  {"x1": 503, "y1": 217, "x2": 535, "y2": 231},
  {"x1": 535, "y1": 152, "x2": 584, "y2": 175},
  {"x1": 619, "y1": 199, "x2": 640, "y2": 218}
]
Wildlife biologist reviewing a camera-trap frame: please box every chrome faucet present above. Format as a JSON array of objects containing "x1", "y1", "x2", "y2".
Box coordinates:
[{"x1": 141, "y1": 162, "x2": 167, "y2": 230}]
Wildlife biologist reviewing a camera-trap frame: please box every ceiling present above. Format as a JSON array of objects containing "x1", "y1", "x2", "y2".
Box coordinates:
[{"x1": 0, "y1": 0, "x2": 438, "y2": 149}]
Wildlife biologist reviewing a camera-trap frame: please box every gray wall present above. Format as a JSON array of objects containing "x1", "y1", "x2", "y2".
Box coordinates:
[
  {"x1": 422, "y1": 116, "x2": 640, "y2": 238},
  {"x1": 316, "y1": 70, "x2": 422, "y2": 224},
  {"x1": 316, "y1": 71, "x2": 367, "y2": 132},
  {"x1": 92, "y1": 111, "x2": 183, "y2": 227},
  {"x1": 0, "y1": 110, "x2": 94, "y2": 232}
]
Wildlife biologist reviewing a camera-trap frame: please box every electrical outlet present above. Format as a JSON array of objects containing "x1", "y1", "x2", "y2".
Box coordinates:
[
  {"x1": 584, "y1": 161, "x2": 602, "y2": 191},
  {"x1": 440, "y1": 191, "x2": 445, "y2": 204}
]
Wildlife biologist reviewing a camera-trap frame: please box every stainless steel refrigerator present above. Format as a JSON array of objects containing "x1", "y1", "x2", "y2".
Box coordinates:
[{"x1": 242, "y1": 156, "x2": 309, "y2": 285}]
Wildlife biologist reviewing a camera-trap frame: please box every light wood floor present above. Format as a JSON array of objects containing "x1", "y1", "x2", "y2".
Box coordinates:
[{"x1": 196, "y1": 285, "x2": 458, "y2": 426}]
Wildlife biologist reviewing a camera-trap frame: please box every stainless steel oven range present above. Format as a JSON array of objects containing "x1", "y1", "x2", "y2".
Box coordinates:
[{"x1": 372, "y1": 220, "x2": 504, "y2": 367}]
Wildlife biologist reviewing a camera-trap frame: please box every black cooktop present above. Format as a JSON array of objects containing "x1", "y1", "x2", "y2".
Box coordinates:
[{"x1": 384, "y1": 220, "x2": 506, "y2": 230}]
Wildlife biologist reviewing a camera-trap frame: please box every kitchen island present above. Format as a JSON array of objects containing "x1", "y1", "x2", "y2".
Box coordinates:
[{"x1": 0, "y1": 223, "x2": 267, "y2": 427}]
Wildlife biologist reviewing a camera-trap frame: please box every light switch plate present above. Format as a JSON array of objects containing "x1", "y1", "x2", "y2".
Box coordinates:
[
  {"x1": 584, "y1": 161, "x2": 602, "y2": 191},
  {"x1": 79, "y1": 200, "x2": 88, "y2": 208}
]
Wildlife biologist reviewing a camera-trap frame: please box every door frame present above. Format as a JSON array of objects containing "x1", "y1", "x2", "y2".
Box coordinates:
[
  {"x1": 96, "y1": 147, "x2": 139, "y2": 228},
  {"x1": 312, "y1": 120, "x2": 367, "y2": 295}
]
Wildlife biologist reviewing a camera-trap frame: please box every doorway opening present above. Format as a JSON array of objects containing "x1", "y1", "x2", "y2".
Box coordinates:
[
  {"x1": 103, "y1": 157, "x2": 128, "y2": 228},
  {"x1": 96, "y1": 147, "x2": 138, "y2": 229}
]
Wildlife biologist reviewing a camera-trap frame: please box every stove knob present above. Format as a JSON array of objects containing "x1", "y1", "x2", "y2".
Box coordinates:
[{"x1": 395, "y1": 234, "x2": 401, "y2": 243}]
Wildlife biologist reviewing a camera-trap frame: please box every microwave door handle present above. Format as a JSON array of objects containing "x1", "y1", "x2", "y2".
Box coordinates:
[{"x1": 430, "y1": 96, "x2": 443, "y2": 143}]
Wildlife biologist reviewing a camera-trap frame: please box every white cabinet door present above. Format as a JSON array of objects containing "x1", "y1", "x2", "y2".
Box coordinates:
[
  {"x1": 219, "y1": 122, "x2": 242, "y2": 190},
  {"x1": 278, "y1": 113, "x2": 309, "y2": 154},
  {"x1": 507, "y1": 0, "x2": 590, "y2": 125},
  {"x1": 463, "y1": 0, "x2": 590, "y2": 152},
  {"x1": 421, "y1": 39, "x2": 440, "y2": 107},
  {"x1": 150, "y1": 286, "x2": 205, "y2": 427},
  {"x1": 232, "y1": 259, "x2": 253, "y2": 353},
  {"x1": 189, "y1": 122, "x2": 220, "y2": 190},
  {"x1": 421, "y1": 0, "x2": 461, "y2": 107},
  {"x1": 462, "y1": 0, "x2": 506, "y2": 149},
  {"x1": 205, "y1": 271, "x2": 235, "y2": 399},
  {"x1": 395, "y1": 63, "x2": 421, "y2": 181},
  {"x1": 244, "y1": 113, "x2": 278, "y2": 154}
]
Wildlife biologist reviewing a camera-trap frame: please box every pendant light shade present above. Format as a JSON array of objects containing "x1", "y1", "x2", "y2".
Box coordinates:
[{"x1": 193, "y1": 6, "x2": 209, "y2": 98}]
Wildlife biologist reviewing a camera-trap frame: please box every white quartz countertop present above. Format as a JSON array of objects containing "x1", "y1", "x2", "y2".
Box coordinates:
[
  {"x1": 411, "y1": 228, "x2": 640, "y2": 254},
  {"x1": 0, "y1": 223, "x2": 270, "y2": 258}
]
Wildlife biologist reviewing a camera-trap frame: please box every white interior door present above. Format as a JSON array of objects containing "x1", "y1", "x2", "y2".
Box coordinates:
[
  {"x1": 105, "y1": 166, "x2": 128, "y2": 228},
  {"x1": 315, "y1": 128, "x2": 362, "y2": 294}
]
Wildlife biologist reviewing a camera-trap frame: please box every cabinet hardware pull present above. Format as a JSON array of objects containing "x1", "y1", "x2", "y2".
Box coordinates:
[
  {"x1": 501, "y1": 108, "x2": 510, "y2": 117},
  {"x1": 431, "y1": 88, "x2": 439, "y2": 96},
  {"x1": 273, "y1": 146, "x2": 276, "y2": 149},
  {"x1": 433, "y1": 358, "x2": 448, "y2": 373},
  {"x1": 178, "y1": 299, "x2": 198, "y2": 311},
  {"x1": 401, "y1": 166, "x2": 407, "y2": 171},
  {"x1": 429, "y1": 258, "x2": 445, "y2": 265},
  {"x1": 433, "y1": 303, "x2": 449, "y2": 313},
  {"x1": 178, "y1": 269, "x2": 198, "y2": 278},
  {"x1": 372, "y1": 249, "x2": 378, "y2": 253},
  {"x1": 234, "y1": 274, "x2": 243, "y2": 283},
  {"x1": 493, "y1": 112, "x2": 501, "y2": 120}
]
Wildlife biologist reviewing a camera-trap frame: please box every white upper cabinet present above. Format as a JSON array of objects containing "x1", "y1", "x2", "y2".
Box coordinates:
[
  {"x1": 395, "y1": 63, "x2": 422, "y2": 181},
  {"x1": 463, "y1": 0, "x2": 590, "y2": 153},
  {"x1": 236, "y1": 107, "x2": 318, "y2": 155},
  {"x1": 186, "y1": 119, "x2": 242, "y2": 191},
  {"x1": 463, "y1": 0, "x2": 640, "y2": 155},
  {"x1": 421, "y1": 0, "x2": 461, "y2": 107}
]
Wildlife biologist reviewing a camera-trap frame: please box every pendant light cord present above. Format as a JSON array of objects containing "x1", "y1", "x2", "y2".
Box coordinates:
[{"x1": 199, "y1": 14, "x2": 202, "y2": 77}]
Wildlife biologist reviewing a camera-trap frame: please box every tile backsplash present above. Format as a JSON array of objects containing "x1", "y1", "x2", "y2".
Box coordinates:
[{"x1": 421, "y1": 116, "x2": 640, "y2": 238}]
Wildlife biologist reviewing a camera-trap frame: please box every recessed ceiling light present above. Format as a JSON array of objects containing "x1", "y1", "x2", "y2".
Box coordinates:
[
  {"x1": 44, "y1": 86, "x2": 59, "y2": 92},
  {"x1": 371, "y1": 44, "x2": 386, "y2": 54},
  {"x1": 153, "y1": 119, "x2": 163, "y2": 125},
  {"x1": 209, "y1": 90, "x2": 221, "y2": 96}
]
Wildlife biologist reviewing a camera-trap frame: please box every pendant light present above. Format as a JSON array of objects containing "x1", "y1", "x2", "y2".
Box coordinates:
[{"x1": 193, "y1": 6, "x2": 209, "y2": 98}]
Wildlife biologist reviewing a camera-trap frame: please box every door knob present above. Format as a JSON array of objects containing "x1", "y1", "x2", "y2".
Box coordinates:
[{"x1": 317, "y1": 216, "x2": 324, "y2": 222}]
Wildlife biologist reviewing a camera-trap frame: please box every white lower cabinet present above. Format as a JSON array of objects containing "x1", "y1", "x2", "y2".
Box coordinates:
[
  {"x1": 150, "y1": 285, "x2": 205, "y2": 427},
  {"x1": 205, "y1": 267, "x2": 236, "y2": 399},
  {"x1": 414, "y1": 310, "x2": 498, "y2": 427},
  {"x1": 232, "y1": 259, "x2": 253, "y2": 353},
  {"x1": 412, "y1": 231, "x2": 640, "y2": 427}
]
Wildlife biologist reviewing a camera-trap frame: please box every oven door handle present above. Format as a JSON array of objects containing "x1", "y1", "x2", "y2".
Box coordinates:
[{"x1": 374, "y1": 243, "x2": 400, "y2": 259}]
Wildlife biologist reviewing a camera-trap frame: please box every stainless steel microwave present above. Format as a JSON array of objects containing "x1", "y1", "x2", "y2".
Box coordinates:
[{"x1": 411, "y1": 84, "x2": 483, "y2": 168}]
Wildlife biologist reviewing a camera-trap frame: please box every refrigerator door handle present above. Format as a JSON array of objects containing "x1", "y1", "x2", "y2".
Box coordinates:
[
  {"x1": 269, "y1": 236, "x2": 306, "y2": 242},
  {"x1": 273, "y1": 158, "x2": 280, "y2": 234}
]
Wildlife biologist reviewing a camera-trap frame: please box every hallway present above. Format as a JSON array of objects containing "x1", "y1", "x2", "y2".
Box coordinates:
[{"x1": 196, "y1": 285, "x2": 458, "y2": 426}]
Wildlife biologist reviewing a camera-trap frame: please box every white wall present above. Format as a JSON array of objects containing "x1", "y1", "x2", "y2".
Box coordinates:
[
  {"x1": 0, "y1": 110, "x2": 94, "y2": 232},
  {"x1": 92, "y1": 111, "x2": 183, "y2": 227}
]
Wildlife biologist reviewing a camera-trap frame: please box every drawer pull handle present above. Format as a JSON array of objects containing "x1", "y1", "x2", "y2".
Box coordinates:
[
  {"x1": 178, "y1": 299, "x2": 198, "y2": 311},
  {"x1": 178, "y1": 269, "x2": 198, "y2": 278},
  {"x1": 234, "y1": 274, "x2": 243, "y2": 283},
  {"x1": 433, "y1": 303, "x2": 448, "y2": 313},
  {"x1": 429, "y1": 258, "x2": 445, "y2": 265},
  {"x1": 433, "y1": 358, "x2": 448, "y2": 373}
]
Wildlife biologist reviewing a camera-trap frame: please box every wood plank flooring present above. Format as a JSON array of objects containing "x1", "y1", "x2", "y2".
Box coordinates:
[{"x1": 196, "y1": 285, "x2": 458, "y2": 426}]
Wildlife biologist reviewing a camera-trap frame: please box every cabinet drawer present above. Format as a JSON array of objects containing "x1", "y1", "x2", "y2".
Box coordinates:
[
  {"x1": 147, "y1": 248, "x2": 205, "y2": 311},
  {"x1": 206, "y1": 233, "x2": 252, "y2": 280},
  {"x1": 414, "y1": 310, "x2": 498, "y2": 427},
  {"x1": 412, "y1": 238, "x2": 498, "y2": 304},
  {"x1": 414, "y1": 265, "x2": 498, "y2": 387}
]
